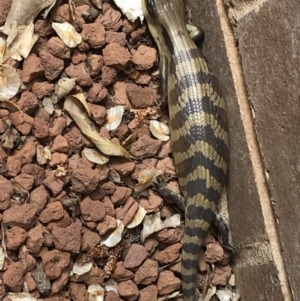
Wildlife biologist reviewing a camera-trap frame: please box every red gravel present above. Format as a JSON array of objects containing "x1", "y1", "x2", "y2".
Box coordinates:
[{"x1": 0, "y1": 0, "x2": 233, "y2": 300}]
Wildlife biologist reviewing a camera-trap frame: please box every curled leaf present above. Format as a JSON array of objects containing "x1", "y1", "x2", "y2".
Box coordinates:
[
  {"x1": 0, "y1": 99, "x2": 21, "y2": 113},
  {"x1": 126, "y1": 205, "x2": 147, "y2": 229},
  {"x1": 65, "y1": 93, "x2": 91, "y2": 116},
  {"x1": 4, "y1": 22, "x2": 38, "y2": 61},
  {"x1": 55, "y1": 78, "x2": 76, "y2": 102},
  {"x1": 0, "y1": 64, "x2": 21, "y2": 100},
  {"x1": 1, "y1": 119, "x2": 14, "y2": 150},
  {"x1": 0, "y1": 38, "x2": 6, "y2": 64},
  {"x1": 109, "y1": 169, "x2": 122, "y2": 183},
  {"x1": 87, "y1": 284, "x2": 105, "y2": 301},
  {"x1": 83, "y1": 147, "x2": 109, "y2": 165},
  {"x1": 64, "y1": 96, "x2": 132, "y2": 158},
  {"x1": 36, "y1": 145, "x2": 51, "y2": 165},
  {"x1": 149, "y1": 120, "x2": 170, "y2": 141},
  {"x1": 0, "y1": 246, "x2": 5, "y2": 270},
  {"x1": 104, "y1": 105, "x2": 124, "y2": 131},
  {"x1": 105, "y1": 279, "x2": 118, "y2": 294},
  {"x1": 70, "y1": 261, "x2": 93, "y2": 277},
  {"x1": 204, "y1": 285, "x2": 217, "y2": 301},
  {"x1": 158, "y1": 291, "x2": 181, "y2": 301},
  {"x1": 52, "y1": 22, "x2": 82, "y2": 48},
  {"x1": 7, "y1": 292, "x2": 37, "y2": 301},
  {"x1": 100, "y1": 219, "x2": 124, "y2": 247},
  {"x1": 42, "y1": 97, "x2": 55, "y2": 115},
  {"x1": 11, "y1": 179, "x2": 29, "y2": 203},
  {"x1": 141, "y1": 212, "x2": 181, "y2": 242},
  {"x1": 135, "y1": 168, "x2": 163, "y2": 193},
  {"x1": 113, "y1": 0, "x2": 144, "y2": 22}
]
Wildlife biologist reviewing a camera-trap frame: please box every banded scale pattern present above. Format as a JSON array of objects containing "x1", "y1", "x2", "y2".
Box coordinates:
[{"x1": 142, "y1": 1, "x2": 229, "y2": 300}]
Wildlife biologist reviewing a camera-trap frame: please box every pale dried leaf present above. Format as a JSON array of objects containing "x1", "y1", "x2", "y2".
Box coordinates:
[
  {"x1": 157, "y1": 291, "x2": 180, "y2": 300},
  {"x1": 140, "y1": 212, "x2": 181, "y2": 242},
  {"x1": 1, "y1": 222, "x2": 7, "y2": 262},
  {"x1": 0, "y1": 37, "x2": 6, "y2": 64},
  {"x1": 104, "y1": 105, "x2": 124, "y2": 131},
  {"x1": 135, "y1": 168, "x2": 163, "y2": 193},
  {"x1": 126, "y1": 205, "x2": 147, "y2": 229},
  {"x1": 0, "y1": 65, "x2": 21, "y2": 100},
  {"x1": 70, "y1": 261, "x2": 93, "y2": 277},
  {"x1": 122, "y1": 131, "x2": 138, "y2": 147},
  {"x1": 0, "y1": 99, "x2": 21, "y2": 112},
  {"x1": 113, "y1": 0, "x2": 144, "y2": 22},
  {"x1": 7, "y1": 292, "x2": 37, "y2": 301},
  {"x1": 204, "y1": 286, "x2": 217, "y2": 301},
  {"x1": 109, "y1": 169, "x2": 122, "y2": 183},
  {"x1": 1, "y1": 119, "x2": 14, "y2": 150},
  {"x1": 11, "y1": 180, "x2": 29, "y2": 203},
  {"x1": 105, "y1": 279, "x2": 118, "y2": 294},
  {"x1": 100, "y1": 220, "x2": 124, "y2": 247},
  {"x1": 216, "y1": 288, "x2": 233, "y2": 301},
  {"x1": 52, "y1": 22, "x2": 82, "y2": 48},
  {"x1": 149, "y1": 120, "x2": 170, "y2": 141},
  {"x1": 64, "y1": 97, "x2": 132, "y2": 158},
  {"x1": 0, "y1": 246, "x2": 4, "y2": 270},
  {"x1": 43, "y1": 97, "x2": 55, "y2": 115},
  {"x1": 55, "y1": 78, "x2": 76, "y2": 102},
  {"x1": 228, "y1": 274, "x2": 235, "y2": 286},
  {"x1": 83, "y1": 147, "x2": 109, "y2": 165},
  {"x1": 65, "y1": 93, "x2": 91, "y2": 116},
  {"x1": 42, "y1": 0, "x2": 59, "y2": 18},
  {"x1": 36, "y1": 145, "x2": 51, "y2": 165},
  {"x1": 3, "y1": 0, "x2": 56, "y2": 37},
  {"x1": 88, "y1": 284, "x2": 105, "y2": 301},
  {"x1": 4, "y1": 22, "x2": 38, "y2": 61}
]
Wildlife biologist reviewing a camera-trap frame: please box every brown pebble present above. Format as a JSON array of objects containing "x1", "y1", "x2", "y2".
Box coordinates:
[{"x1": 123, "y1": 244, "x2": 148, "y2": 270}]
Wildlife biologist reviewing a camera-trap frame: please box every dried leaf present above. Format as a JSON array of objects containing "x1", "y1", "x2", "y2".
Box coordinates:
[
  {"x1": 1, "y1": 222, "x2": 7, "y2": 264},
  {"x1": 83, "y1": 147, "x2": 109, "y2": 164},
  {"x1": 228, "y1": 274, "x2": 235, "y2": 286},
  {"x1": 3, "y1": 0, "x2": 56, "y2": 35},
  {"x1": 70, "y1": 261, "x2": 93, "y2": 277},
  {"x1": 0, "y1": 37, "x2": 6, "y2": 64},
  {"x1": 0, "y1": 99, "x2": 21, "y2": 112},
  {"x1": 104, "y1": 105, "x2": 124, "y2": 131},
  {"x1": 52, "y1": 22, "x2": 82, "y2": 48},
  {"x1": 113, "y1": 0, "x2": 143, "y2": 22},
  {"x1": 100, "y1": 219, "x2": 124, "y2": 247},
  {"x1": 135, "y1": 168, "x2": 163, "y2": 193},
  {"x1": 55, "y1": 78, "x2": 76, "y2": 102},
  {"x1": 4, "y1": 22, "x2": 38, "y2": 61},
  {"x1": 65, "y1": 93, "x2": 91, "y2": 116},
  {"x1": 140, "y1": 212, "x2": 181, "y2": 242},
  {"x1": 105, "y1": 279, "x2": 118, "y2": 294},
  {"x1": 204, "y1": 286, "x2": 217, "y2": 301},
  {"x1": 42, "y1": 97, "x2": 55, "y2": 115},
  {"x1": 149, "y1": 120, "x2": 170, "y2": 141},
  {"x1": 88, "y1": 284, "x2": 105, "y2": 301},
  {"x1": 64, "y1": 96, "x2": 132, "y2": 158},
  {"x1": 11, "y1": 179, "x2": 29, "y2": 203},
  {"x1": 0, "y1": 246, "x2": 5, "y2": 270},
  {"x1": 109, "y1": 169, "x2": 122, "y2": 183},
  {"x1": 1, "y1": 119, "x2": 14, "y2": 150},
  {"x1": 157, "y1": 291, "x2": 181, "y2": 300},
  {"x1": 126, "y1": 205, "x2": 147, "y2": 229},
  {"x1": 36, "y1": 145, "x2": 51, "y2": 165},
  {"x1": 7, "y1": 292, "x2": 37, "y2": 301},
  {"x1": 0, "y1": 65, "x2": 21, "y2": 100},
  {"x1": 3, "y1": 0, "x2": 56, "y2": 59}
]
